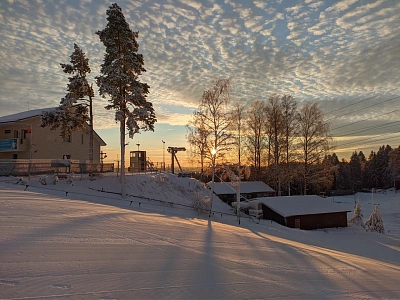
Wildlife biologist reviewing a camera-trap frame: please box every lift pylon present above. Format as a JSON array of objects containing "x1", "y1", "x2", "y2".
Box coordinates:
[{"x1": 167, "y1": 147, "x2": 186, "y2": 174}]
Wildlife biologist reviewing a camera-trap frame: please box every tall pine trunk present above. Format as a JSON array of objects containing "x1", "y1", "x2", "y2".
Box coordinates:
[
  {"x1": 89, "y1": 93, "x2": 94, "y2": 162},
  {"x1": 120, "y1": 116, "x2": 126, "y2": 198}
]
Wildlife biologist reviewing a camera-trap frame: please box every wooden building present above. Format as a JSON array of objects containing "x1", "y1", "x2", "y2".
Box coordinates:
[
  {"x1": 0, "y1": 108, "x2": 106, "y2": 162},
  {"x1": 129, "y1": 150, "x2": 146, "y2": 172},
  {"x1": 208, "y1": 181, "x2": 275, "y2": 205},
  {"x1": 258, "y1": 195, "x2": 351, "y2": 230}
]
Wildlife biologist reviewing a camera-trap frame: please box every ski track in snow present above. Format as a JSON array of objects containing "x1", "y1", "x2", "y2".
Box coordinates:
[{"x1": 0, "y1": 174, "x2": 400, "y2": 299}]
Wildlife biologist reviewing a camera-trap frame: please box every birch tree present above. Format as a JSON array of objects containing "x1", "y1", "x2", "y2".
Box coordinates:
[
  {"x1": 186, "y1": 111, "x2": 210, "y2": 174},
  {"x1": 281, "y1": 94, "x2": 297, "y2": 195},
  {"x1": 266, "y1": 94, "x2": 284, "y2": 195},
  {"x1": 96, "y1": 3, "x2": 156, "y2": 197},
  {"x1": 230, "y1": 102, "x2": 246, "y2": 168},
  {"x1": 296, "y1": 101, "x2": 331, "y2": 195},
  {"x1": 197, "y1": 78, "x2": 233, "y2": 161},
  {"x1": 245, "y1": 99, "x2": 267, "y2": 178}
]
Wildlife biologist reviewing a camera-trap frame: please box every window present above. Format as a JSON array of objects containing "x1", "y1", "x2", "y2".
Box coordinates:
[
  {"x1": 81, "y1": 134, "x2": 84, "y2": 144},
  {"x1": 14, "y1": 130, "x2": 19, "y2": 138},
  {"x1": 13, "y1": 154, "x2": 18, "y2": 159},
  {"x1": 20, "y1": 129, "x2": 24, "y2": 144},
  {"x1": 138, "y1": 152, "x2": 142, "y2": 158},
  {"x1": 63, "y1": 155, "x2": 71, "y2": 159},
  {"x1": 63, "y1": 135, "x2": 71, "y2": 143},
  {"x1": 4, "y1": 130, "x2": 10, "y2": 134}
]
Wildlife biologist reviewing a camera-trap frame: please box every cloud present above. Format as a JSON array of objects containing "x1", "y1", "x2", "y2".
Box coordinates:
[
  {"x1": 0, "y1": 0, "x2": 398, "y2": 160},
  {"x1": 326, "y1": 0, "x2": 358, "y2": 13}
]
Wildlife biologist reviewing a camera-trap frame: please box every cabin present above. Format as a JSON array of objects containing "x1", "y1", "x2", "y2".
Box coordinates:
[
  {"x1": 258, "y1": 195, "x2": 351, "y2": 230},
  {"x1": 0, "y1": 108, "x2": 106, "y2": 162},
  {"x1": 129, "y1": 150, "x2": 147, "y2": 172},
  {"x1": 207, "y1": 181, "x2": 275, "y2": 205}
]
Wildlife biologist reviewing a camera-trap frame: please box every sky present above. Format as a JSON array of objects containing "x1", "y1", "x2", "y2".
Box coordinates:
[
  {"x1": 1, "y1": 173, "x2": 400, "y2": 298},
  {"x1": 0, "y1": 0, "x2": 399, "y2": 167}
]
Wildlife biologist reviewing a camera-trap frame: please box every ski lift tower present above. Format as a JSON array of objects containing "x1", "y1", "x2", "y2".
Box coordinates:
[{"x1": 167, "y1": 146, "x2": 186, "y2": 174}]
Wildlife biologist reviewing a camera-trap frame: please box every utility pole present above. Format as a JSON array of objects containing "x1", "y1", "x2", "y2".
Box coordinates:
[
  {"x1": 162, "y1": 140, "x2": 165, "y2": 171},
  {"x1": 371, "y1": 188, "x2": 375, "y2": 229}
]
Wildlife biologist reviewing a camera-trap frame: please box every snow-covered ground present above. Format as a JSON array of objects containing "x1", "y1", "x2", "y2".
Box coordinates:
[{"x1": 1, "y1": 173, "x2": 399, "y2": 299}]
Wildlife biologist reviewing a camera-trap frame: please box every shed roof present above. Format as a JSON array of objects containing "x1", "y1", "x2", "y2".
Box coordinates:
[
  {"x1": 257, "y1": 195, "x2": 351, "y2": 217},
  {"x1": 0, "y1": 108, "x2": 106, "y2": 146},
  {"x1": 207, "y1": 181, "x2": 275, "y2": 195}
]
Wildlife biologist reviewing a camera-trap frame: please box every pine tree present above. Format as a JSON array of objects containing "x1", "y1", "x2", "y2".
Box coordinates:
[
  {"x1": 96, "y1": 3, "x2": 156, "y2": 197},
  {"x1": 41, "y1": 43, "x2": 94, "y2": 160},
  {"x1": 365, "y1": 205, "x2": 385, "y2": 233},
  {"x1": 348, "y1": 199, "x2": 364, "y2": 227},
  {"x1": 349, "y1": 151, "x2": 362, "y2": 191}
]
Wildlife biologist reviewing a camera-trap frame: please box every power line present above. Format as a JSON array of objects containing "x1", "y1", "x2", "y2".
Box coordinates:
[
  {"x1": 333, "y1": 132, "x2": 400, "y2": 149},
  {"x1": 324, "y1": 95, "x2": 400, "y2": 122},
  {"x1": 330, "y1": 108, "x2": 400, "y2": 131},
  {"x1": 323, "y1": 94, "x2": 380, "y2": 117},
  {"x1": 333, "y1": 121, "x2": 400, "y2": 137}
]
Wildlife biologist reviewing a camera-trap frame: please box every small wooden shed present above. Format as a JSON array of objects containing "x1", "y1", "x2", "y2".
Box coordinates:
[
  {"x1": 258, "y1": 195, "x2": 351, "y2": 230},
  {"x1": 208, "y1": 181, "x2": 275, "y2": 205}
]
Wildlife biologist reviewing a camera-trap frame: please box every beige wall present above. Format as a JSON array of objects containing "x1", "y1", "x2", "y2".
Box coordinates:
[{"x1": 0, "y1": 116, "x2": 104, "y2": 162}]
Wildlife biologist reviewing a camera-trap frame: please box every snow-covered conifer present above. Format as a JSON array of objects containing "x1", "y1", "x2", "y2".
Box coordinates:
[
  {"x1": 17, "y1": 177, "x2": 27, "y2": 185},
  {"x1": 192, "y1": 192, "x2": 211, "y2": 215},
  {"x1": 96, "y1": 3, "x2": 156, "y2": 197},
  {"x1": 67, "y1": 173, "x2": 74, "y2": 186},
  {"x1": 365, "y1": 205, "x2": 385, "y2": 233},
  {"x1": 41, "y1": 44, "x2": 95, "y2": 161},
  {"x1": 39, "y1": 175, "x2": 47, "y2": 185},
  {"x1": 348, "y1": 200, "x2": 364, "y2": 227}
]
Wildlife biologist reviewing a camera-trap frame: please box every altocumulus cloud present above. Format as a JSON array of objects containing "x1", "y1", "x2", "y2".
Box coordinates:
[{"x1": 0, "y1": 0, "x2": 399, "y2": 134}]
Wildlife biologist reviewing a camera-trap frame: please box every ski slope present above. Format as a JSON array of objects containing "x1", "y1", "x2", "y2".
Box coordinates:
[{"x1": 1, "y1": 173, "x2": 399, "y2": 299}]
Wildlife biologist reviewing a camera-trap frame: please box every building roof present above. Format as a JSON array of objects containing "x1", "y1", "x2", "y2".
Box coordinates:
[
  {"x1": 0, "y1": 108, "x2": 106, "y2": 146},
  {"x1": 257, "y1": 195, "x2": 351, "y2": 217},
  {"x1": 207, "y1": 181, "x2": 275, "y2": 195},
  {"x1": 0, "y1": 108, "x2": 57, "y2": 123}
]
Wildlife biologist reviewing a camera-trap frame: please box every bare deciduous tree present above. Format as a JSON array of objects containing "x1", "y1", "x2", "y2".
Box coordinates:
[
  {"x1": 197, "y1": 78, "x2": 233, "y2": 161},
  {"x1": 266, "y1": 94, "x2": 285, "y2": 195},
  {"x1": 281, "y1": 94, "x2": 297, "y2": 195},
  {"x1": 186, "y1": 111, "x2": 210, "y2": 174},
  {"x1": 245, "y1": 99, "x2": 267, "y2": 178},
  {"x1": 230, "y1": 102, "x2": 246, "y2": 167},
  {"x1": 296, "y1": 101, "x2": 331, "y2": 195}
]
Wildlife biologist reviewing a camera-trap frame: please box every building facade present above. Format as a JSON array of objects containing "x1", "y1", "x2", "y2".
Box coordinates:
[
  {"x1": 259, "y1": 195, "x2": 351, "y2": 230},
  {"x1": 208, "y1": 181, "x2": 275, "y2": 205},
  {"x1": 129, "y1": 151, "x2": 147, "y2": 172},
  {"x1": 0, "y1": 108, "x2": 106, "y2": 162}
]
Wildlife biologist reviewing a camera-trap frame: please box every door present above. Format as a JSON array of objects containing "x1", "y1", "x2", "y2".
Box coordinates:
[{"x1": 295, "y1": 218, "x2": 300, "y2": 228}]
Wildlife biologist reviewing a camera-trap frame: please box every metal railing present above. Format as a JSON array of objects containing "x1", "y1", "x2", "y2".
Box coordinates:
[{"x1": 0, "y1": 159, "x2": 114, "y2": 176}]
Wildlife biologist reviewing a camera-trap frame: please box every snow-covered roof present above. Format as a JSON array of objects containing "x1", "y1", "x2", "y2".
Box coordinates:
[
  {"x1": 0, "y1": 108, "x2": 106, "y2": 146},
  {"x1": 257, "y1": 195, "x2": 351, "y2": 217},
  {"x1": 207, "y1": 181, "x2": 275, "y2": 195},
  {"x1": 0, "y1": 107, "x2": 57, "y2": 123}
]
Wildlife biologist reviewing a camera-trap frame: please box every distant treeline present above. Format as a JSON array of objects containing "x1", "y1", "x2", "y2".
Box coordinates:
[{"x1": 195, "y1": 145, "x2": 399, "y2": 196}]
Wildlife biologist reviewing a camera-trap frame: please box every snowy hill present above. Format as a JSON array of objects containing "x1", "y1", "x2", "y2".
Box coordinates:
[{"x1": 1, "y1": 173, "x2": 400, "y2": 299}]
